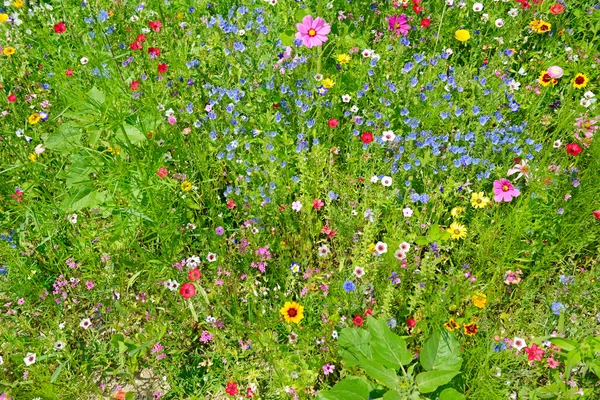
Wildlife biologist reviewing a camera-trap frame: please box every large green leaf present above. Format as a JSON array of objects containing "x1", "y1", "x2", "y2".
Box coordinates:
[
  {"x1": 415, "y1": 370, "x2": 460, "y2": 393},
  {"x1": 339, "y1": 328, "x2": 373, "y2": 367},
  {"x1": 64, "y1": 152, "x2": 103, "y2": 188},
  {"x1": 420, "y1": 330, "x2": 462, "y2": 372},
  {"x1": 382, "y1": 390, "x2": 403, "y2": 400},
  {"x1": 317, "y1": 377, "x2": 370, "y2": 400},
  {"x1": 439, "y1": 388, "x2": 466, "y2": 400},
  {"x1": 548, "y1": 337, "x2": 577, "y2": 352},
  {"x1": 62, "y1": 185, "x2": 107, "y2": 211},
  {"x1": 356, "y1": 356, "x2": 400, "y2": 389},
  {"x1": 367, "y1": 316, "x2": 412, "y2": 369},
  {"x1": 44, "y1": 122, "x2": 83, "y2": 155},
  {"x1": 86, "y1": 86, "x2": 106, "y2": 105},
  {"x1": 115, "y1": 123, "x2": 146, "y2": 145}
]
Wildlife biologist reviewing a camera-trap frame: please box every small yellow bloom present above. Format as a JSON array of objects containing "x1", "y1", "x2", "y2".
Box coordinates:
[
  {"x1": 470, "y1": 192, "x2": 490, "y2": 209},
  {"x1": 3, "y1": 46, "x2": 16, "y2": 56},
  {"x1": 538, "y1": 71, "x2": 557, "y2": 87},
  {"x1": 368, "y1": 243, "x2": 376, "y2": 254},
  {"x1": 107, "y1": 147, "x2": 121, "y2": 155},
  {"x1": 573, "y1": 73, "x2": 588, "y2": 89},
  {"x1": 444, "y1": 318, "x2": 460, "y2": 331},
  {"x1": 464, "y1": 322, "x2": 478, "y2": 336},
  {"x1": 336, "y1": 54, "x2": 351, "y2": 64},
  {"x1": 28, "y1": 113, "x2": 41, "y2": 125},
  {"x1": 181, "y1": 181, "x2": 193, "y2": 192},
  {"x1": 472, "y1": 292, "x2": 487, "y2": 309},
  {"x1": 530, "y1": 19, "x2": 551, "y2": 34},
  {"x1": 451, "y1": 207, "x2": 464, "y2": 218},
  {"x1": 448, "y1": 222, "x2": 467, "y2": 240},
  {"x1": 0, "y1": 13, "x2": 8, "y2": 23},
  {"x1": 13, "y1": 0, "x2": 24, "y2": 8},
  {"x1": 280, "y1": 301, "x2": 304, "y2": 324},
  {"x1": 322, "y1": 78, "x2": 335, "y2": 89},
  {"x1": 28, "y1": 153, "x2": 38, "y2": 162},
  {"x1": 455, "y1": 29, "x2": 470, "y2": 42},
  {"x1": 176, "y1": 12, "x2": 185, "y2": 19}
]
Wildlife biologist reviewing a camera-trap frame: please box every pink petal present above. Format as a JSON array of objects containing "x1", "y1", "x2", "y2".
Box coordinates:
[
  {"x1": 296, "y1": 23, "x2": 309, "y2": 34},
  {"x1": 302, "y1": 15, "x2": 314, "y2": 27},
  {"x1": 317, "y1": 24, "x2": 331, "y2": 35}
]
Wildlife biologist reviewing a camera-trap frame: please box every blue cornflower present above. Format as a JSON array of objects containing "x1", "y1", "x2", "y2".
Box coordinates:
[
  {"x1": 552, "y1": 302, "x2": 565, "y2": 315},
  {"x1": 387, "y1": 318, "x2": 397, "y2": 329},
  {"x1": 343, "y1": 280, "x2": 356, "y2": 292}
]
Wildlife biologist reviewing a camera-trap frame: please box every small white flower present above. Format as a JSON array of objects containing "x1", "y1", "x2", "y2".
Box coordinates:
[
  {"x1": 394, "y1": 249, "x2": 407, "y2": 260},
  {"x1": 403, "y1": 207, "x2": 414, "y2": 217},
  {"x1": 54, "y1": 341, "x2": 66, "y2": 351},
  {"x1": 206, "y1": 253, "x2": 217, "y2": 262},
  {"x1": 341, "y1": 94, "x2": 351, "y2": 103},
  {"x1": 0, "y1": 355, "x2": 3, "y2": 365},
  {"x1": 24, "y1": 352, "x2": 36, "y2": 366},
  {"x1": 553, "y1": 140, "x2": 562, "y2": 149},
  {"x1": 399, "y1": 242, "x2": 411, "y2": 252},
  {"x1": 130, "y1": 15, "x2": 139, "y2": 22},
  {"x1": 317, "y1": 245, "x2": 330, "y2": 257},
  {"x1": 495, "y1": 18, "x2": 505, "y2": 28},
  {"x1": 481, "y1": 13, "x2": 489, "y2": 22},
  {"x1": 382, "y1": 130, "x2": 396, "y2": 142},
  {"x1": 508, "y1": 8, "x2": 519, "y2": 17},
  {"x1": 350, "y1": 209, "x2": 357, "y2": 216},
  {"x1": 68, "y1": 214, "x2": 78, "y2": 224},
  {"x1": 445, "y1": 48, "x2": 453, "y2": 56},
  {"x1": 583, "y1": 91, "x2": 595, "y2": 99},
  {"x1": 508, "y1": 80, "x2": 521, "y2": 91},
  {"x1": 186, "y1": 255, "x2": 201, "y2": 268},
  {"x1": 80, "y1": 318, "x2": 92, "y2": 329},
  {"x1": 165, "y1": 279, "x2": 179, "y2": 291},
  {"x1": 353, "y1": 266, "x2": 365, "y2": 278},
  {"x1": 238, "y1": 29, "x2": 245, "y2": 36},
  {"x1": 331, "y1": 330, "x2": 338, "y2": 340},
  {"x1": 580, "y1": 98, "x2": 594, "y2": 108},
  {"x1": 361, "y1": 49, "x2": 373, "y2": 58},
  {"x1": 473, "y1": 2, "x2": 483, "y2": 11},
  {"x1": 292, "y1": 201, "x2": 303, "y2": 212},
  {"x1": 80, "y1": 57, "x2": 89, "y2": 65},
  {"x1": 513, "y1": 337, "x2": 527, "y2": 351},
  {"x1": 350, "y1": 105, "x2": 359, "y2": 113},
  {"x1": 445, "y1": 0, "x2": 454, "y2": 5},
  {"x1": 370, "y1": 175, "x2": 379, "y2": 183},
  {"x1": 381, "y1": 176, "x2": 393, "y2": 187},
  {"x1": 314, "y1": 73, "x2": 323, "y2": 81},
  {"x1": 374, "y1": 241, "x2": 388, "y2": 254}
]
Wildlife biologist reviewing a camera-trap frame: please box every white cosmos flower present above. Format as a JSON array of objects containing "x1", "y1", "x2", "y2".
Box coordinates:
[{"x1": 79, "y1": 318, "x2": 92, "y2": 329}]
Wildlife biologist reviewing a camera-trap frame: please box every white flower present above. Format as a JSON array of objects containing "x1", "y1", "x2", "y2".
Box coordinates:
[
  {"x1": 353, "y1": 266, "x2": 365, "y2": 278},
  {"x1": 508, "y1": 80, "x2": 521, "y2": 91},
  {"x1": 331, "y1": 330, "x2": 338, "y2": 340},
  {"x1": 314, "y1": 73, "x2": 323, "y2": 81},
  {"x1": 580, "y1": 98, "x2": 594, "y2": 108},
  {"x1": 370, "y1": 175, "x2": 379, "y2": 183},
  {"x1": 24, "y1": 352, "x2": 36, "y2": 366},
  {"x1": 317, "y1": 245, "x2": 330, "y2": 257},
  {"x1": 374, "y1": 241, "x2": 388, "y2": 254},
  {"x1": 206, "y1": 252, "x2": 217, "y2": 262},
  {"x1": 0, "y1": 355, "x2": 3, "y2": 365},
  {"x1": 445, "y1": 48, "x2": 453, "y2": 56},
  {"x1": 68, "y1": 214, "x2": 78, "y2": 224},
  {"x1": 80, "y1": 318, "x2": 92, "y2": 329},
  {"x1": 341, "y1": 94, "x2": 351, "y2": 103},
  {"x1": 54, "y1": 341, "x2": 66, "y2": 351},
  {"x1": 399, "y1": 242, "x2": 411, "y2": 252},
  {"x1": 361, "y1": 49, "x2": 373, "y2": 58},
  {"x1": 186, "y1": 255, "x2": 201, "y2": 268},
  {"x1": 165, "y1": 279, "x2": 179, "y2": 291},
  {"x1": 445, "y1": 0, "x2": 454, "y2": 5},
  {"x1": 350, "y1": 105, "x2": 359, "y2": 113},
  {"x1": 457, "y1": 1, "x2": 466, "y2": 8},
  {"x1": 553, "y1": 140, "x2": 562, "y2": 149},
  {"x1": 508, "y1": 8, "x2": 519, "y2": 17},
  {"x1": 513, "y1": 337, "x2": 527, "y2": 351},
  {"x1": 130, "y1": 15, "x2": 139, "y2": 22},
  {"x1": 238, "y1": 29, "x2": 245, "y2": 36},
  {"x1": 495, "y1": 18, "x2": 505, "y2": 28},
  {"x1": 381, "y1": 130, "x2": 396, "y2": 142},
  {"x1": 403, "y1": 207, "x2": 414, "y2": 217},
  {"x1": 583, "y1": 91, "x2": 595, "y2": 99},
  {"x1": 80, "y1": 57, "x2": 89, "y2": 65},
  {"x1": 292, "y1": 201, "x2": 302, "y2": 212},
  {"x1": 381, "y1": 176, "x2": 393, "y2": 187},
  {"x1": 481, "y1": 13, "x2": 489, "y2": 22},
  {"x1": 35, "y1": 144, "x2": 46, "y2": 154},
  {"x1": 473, "y1": 2, "x2": 483, "y2": 11},
  {"x1": 394, "y1": 249, "x2": 407, "y2": 260}
]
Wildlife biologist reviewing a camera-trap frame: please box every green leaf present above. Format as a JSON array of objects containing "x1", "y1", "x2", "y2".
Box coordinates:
[
  {"x1": 125, "y1": 392, "x2": 135, "y2": 400},
  {"x1": 115, "y1": 124, "x2": 146, "y2": 145},
  {"x1": 534, "y1": 383, "x2": 561, "y2": 398},
  {"x1": 548, "y1": 338, "x2": 577, "y2": 352},
  {"x1": 382, "y1": 390, "x2": 403, "y2": 400},
  {"x1": 565, "y1": 350, "x2": 581, "y2": 379},
  {"x1": 64, "y1": 152, "x2": 103, "y2": 188},
  {"x1": 415, "y1": 236, "x2": 430, "y2": 246},
  {"x1": 110, "y1": 334, "x2": 125, "y2": 348},
  {"x1": 44, "y1": 123, "x2": 83, "y2": 155},
  {"x1": 439, "y1": 388, "x2": 466, "y2": 400},
  {"x1": 589, "y1": 363, "x2": 600, "y2": 378},
  {"x1": 50, "y1": 362, "x2": 66, "y2": 383},
  {"x1": 118, "y1": 341, "x2": 128, "y2": 355},
  {"x1": 356, "y1": 356, "x2": 401, "y2": 389},
  {"x1": 339, "y1": 328, "x2": 373, "y2": 367},
  {"x1": 317, "y1": 377, "x2": 370, "y2": 400},
  {"x1": 62, "y1": 185, "x2": 107, "y2": 211},
  {"x1": 420, "y1": 330, "x2": 462, "y2": 372},
  {"x1": 294, "y1": 8, "x2": 312, "y2": 21},
  {"x1": 128, "y1": 340, "x2": 154, "y2": 357},
  {"x1": 415, "y1": 370, "x2": 460, "y2": 393},
  {"x1": 367, "y1": 316, "x2": 412, "y2": 369},
  {"x1": 87, "y1": 86, "x2": 106, "y2": 105}
]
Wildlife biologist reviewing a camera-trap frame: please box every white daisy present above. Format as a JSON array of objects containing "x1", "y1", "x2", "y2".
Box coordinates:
[{"x1": 79, "y1": 318, "x2": 92, "y2": 329}]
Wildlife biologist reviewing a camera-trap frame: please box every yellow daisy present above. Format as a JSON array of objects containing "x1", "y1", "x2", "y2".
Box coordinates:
[
  {"x1": 451, "y1": 207, "x2": 464, "y2": 218},
  {"x1": 28, "y1": 113, "x2": 41, "y2": 125},
  {"x1": 448, "y1": 222, "x2": 467, "y2": 240},
  {"x1": 3, "y1": 46, "x2": 16, "y2": 56},
  {"x1": 0, "y1": 14, "x2": 9, "y2": 23},
  {"x1": 470, "y1": 192, "x2": 490, "y2": 209},
  {"x1": 573, "y1": 73, "x2": 588, "y2": 89},
  {"x1": 181, "y1": 181, "x2": 193, "y2": 192},
  {"x1": 280, "y1": 301, "x2": 304, "y2": 324},
  {"x1": 336, "y1": 54, "x2": 351, "y2": 64},
  {"x1": 322, "y1": 78, "x2": 335, "y2": 89},
  {"x1": 472, "y1": 292, "x2": 487, "y2": 309},
  {"x1": 444, "y1": 318, "x2": 460, "y2": 331}
]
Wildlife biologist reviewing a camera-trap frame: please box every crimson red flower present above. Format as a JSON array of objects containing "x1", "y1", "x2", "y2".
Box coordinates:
[
  {"x1": 421, "y1": 18, "x2": 431, "y2": 28},
  {"x1": 54, "y1": 22, "x2": 66, "y2": 34},
  {"x1": 65, "y1": 69, "x2": 73, "y2": 76},
  {"x1": 246, "y1": 387, "x2": 255, "y2": 398},
  {"x1": 136, "y1": 34, "x2": 147, "y2": 43},
  {"x1": 550, "y1": 3, "x2": 565, "y2": 14},
  {"x1": 272, "y1": 103, "x2": 279, "y2": 109},
  {"x1": 156, "y1": 167, "x2": 168, "y2": 178},
  {"x1": 158, "y1": 63, "x2": 168, "y2": 73},
  {"x1": 226, "y1": 199, "x2": 236, "y2": 209},
  {"x1": 8, "y1": 94, "x2": 16, "y2": 103},
  {"x1": 130, "y1": 81, "x2": 140, "y2": 91},
  {"x1": 413, "y1": 4, "x2": 423, "y2": 14},
  {"x1": 593, "y1": 210, "x2": 600, "y2": 220},
  {"x1": 130, "y1": 41, "x2": 143, "y2": 51},
  {"x1": 407, "y1": 318, "x2": 416, "y2": 328},
  {"x1": 225, "y1": 382, "x2": 239, "y2": 396},
  {"x1": 188, "y1": 268, "x2": 201, "y2": 281},
  {"x1": 313, "y1": 199, "x2": 324, "y2": 210},
  {"x1": 566, "y1": 143, "x2": 582, "y2": 156},
  {"x1": 328, "y1": 118, "x2": 338, "y2": 128},
  {"x1": 364, "y1": 308, "x2": 373, "y2": 316},
  {"x1": 353, "y1": 315, "x2": 364, "y2": 327},
  {"x1": 149, "y1": 20, "x2": 163, "y2": 32},
  {"x1": 179, "y1": 283, "x2": 196, "y2": 299},
  {"x1": 361, "y1": 132, "x2": 374, "y2": 144},
  {"x1": 148, "y1": 47, "x2": 161, "y2": 57}
]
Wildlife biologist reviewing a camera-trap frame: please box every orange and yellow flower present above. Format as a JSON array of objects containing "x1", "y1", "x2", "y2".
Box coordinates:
[
  {"x1": 464, "y1": 322, "x2": 478, "y2": 336},
  {"x1": 280, "y1": 301, "x2": 304, "y2": 324},
  {"x1": 444, "y1": 318, "x2": 460, "y2": 331},
  {"x1": 472, "y1": 292, "x2": 487, "y2": 309},
  {"x1": 573, "y1": 73, "x2": 588, "y2": 89}
]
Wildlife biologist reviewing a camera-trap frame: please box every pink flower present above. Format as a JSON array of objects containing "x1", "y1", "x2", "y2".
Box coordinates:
[
  {"x1": 322, "y1": 363, "x2": 335, "y2": 375},
  {"x1": 313, "y1": 199, "x2": 324, "y2": 209},
  {"x1": 547, "y1": 66, "x2": 563, "y2": 79},
  {"x1": 493, "y1": 178, "x2": 520, "y2": 202},
  {"x1": 507, "y1": 159, "x2": 531, "y2": 182},
  {"x1": 524, "y1": 343, "x2": 544, "y2": 362},
  {"x1": 295, "y1": 15, "x2": 331, "y2": 48},
  {"x1": 387, "y1": 14, "x2": 410, "y2": 36},
  {"x1": 547, "y1": 357, "x2": 559, "y2": 369}
]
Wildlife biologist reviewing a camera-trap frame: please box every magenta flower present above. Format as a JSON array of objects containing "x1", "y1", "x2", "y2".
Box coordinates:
[
  {"x1": 493, "y1": 178, "x2": 520, "y2": 202},
  {"x1": 295, "y1": 15, "x2": 331, "y2": 48},
  {"x1": 387, "y1": 14, "x2": 410, "y2": 36}
]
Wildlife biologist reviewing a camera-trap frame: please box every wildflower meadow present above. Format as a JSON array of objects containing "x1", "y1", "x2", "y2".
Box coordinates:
[{"x1": 2, "y1": 0, "x2": 600, "y2": 399}]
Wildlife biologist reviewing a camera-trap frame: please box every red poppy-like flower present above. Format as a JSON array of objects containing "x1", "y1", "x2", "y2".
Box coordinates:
[
  {"x1": 328, "y1": 118, "x2": 338, "y2": 128},
  {"x1": 130, "y1": 81, "x2": 140, "y2": 91},
  {"x1": 149, "y1": 20, "x2": 163, "y2": 32},
  {"x1": 130, "y1": 41, "x2": 143, "y2": 51},
  {"x1": 413, "y1": 4, "x2": 423, "y2": 14},
  {"x1": 156, "y1": 167, "x2": 168, "y2": 178},
  {"x1": 361, "y1": 132, "x2": 374, "y2": 144},
  {"x1": 225, "y1": 382, "x2": 239, "y2": 396},
  {"x1": 158, "y1": 63, "x2": 168, "y2": 73},
  {"x1": 407, "y1": 318, "x2": 416, "y2": 328},
  {"x1": 188, "y1": 268, "x2": 201, "y2": 281},
  {"x1": 148, "y1": 47, "x2": 161, "y2": 57},
  {"x1": 226, "y1": 199, "x2": 236, "y2": 209},
  {"x1": 353, "y1": 315, "x2": 364, "y2": 327},
  {"x1": 179, "y1": 283, "x2": 196, "y2": 299},
  {"x1": 593, "y1": 210, "x2": 600, "y2": 220},
  {"x1": 364, "y1": 308, "x2": 373, "y2": 316},
  {"x1": 550, "y1": 3, "x2": 565, "y2": 14},
  {"x1": 272, "y1": 103, "x2": 279, "y2": 109},
  {"x1": 8, "y1": 94, "x2": 16, "y2": 103},
  {"x1": 136, "y1": 34, "x2": 147, "y2": 43},
  {"x1": 65, "y1": 69, "x2": 73, "y2": 76},
  {"x1": 313, "y1": 199, "x2": 325, "y2": 210},
  {"x1": 566, "y1": 143, "x2": 582, "y2": 156},
  {"x1": 54, "y1": 22, "x2": 66, "y2": 34},
  {"x1": 421, "y1": 18, "x2": 431, "y2": 28}
]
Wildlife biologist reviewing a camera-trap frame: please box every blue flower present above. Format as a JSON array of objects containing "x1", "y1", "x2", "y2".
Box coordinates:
[
  {"x1": 343, "y1": 281, "x2": 356, "y2": 292},
  {"x1": 552, "y1": 302, "x2": 565, "y2": 315}
]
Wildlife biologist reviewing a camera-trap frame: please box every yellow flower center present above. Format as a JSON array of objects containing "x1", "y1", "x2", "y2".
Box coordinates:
[
  {"x1": 454, "y1": 229, "x2": 460, "y2": 234},
  {"x1": 308, "y1": 29, "x2": 317, "y2": 37},
  {"x1": 502, "y1": 185, "x2": 509, "y2": 192}
]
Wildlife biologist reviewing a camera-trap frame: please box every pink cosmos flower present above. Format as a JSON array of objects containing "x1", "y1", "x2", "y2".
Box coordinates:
[
  {"x1": 493, "y1": 178, "x2": 520, "y2": 202},
  {"x1": 295, "y1": 15, "x2": 331, "y2": 48},
  {"x1": 524, "y1": 343, "x2": 544, "y2": 361},
  {"x1": 387, "y1": 14, "x2": 410, "y2": 36}
]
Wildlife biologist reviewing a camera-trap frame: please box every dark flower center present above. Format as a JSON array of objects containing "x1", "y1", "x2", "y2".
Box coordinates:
[{"x1": 287, "y1": 308, "x2": 298, "y2": 317}]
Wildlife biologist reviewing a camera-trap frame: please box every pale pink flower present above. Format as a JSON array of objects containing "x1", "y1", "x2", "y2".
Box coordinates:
[{"x1": 493, "y1": 179, "x2": 520, "y2": 202}]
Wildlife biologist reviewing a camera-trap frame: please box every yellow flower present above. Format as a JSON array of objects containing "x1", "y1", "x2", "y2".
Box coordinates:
[
  {"x1": 455, "y1": 29, "x2": 470, "y2": 42},
  {"x1": 3, "y1": 46, "x2": 16, "y2": 56},
  {"x1": 322, "y1": 78, "x2": 335, "y2": 89},
  {"x1": 181, "y1": 181, "x2": 193, "y2": 192},
  {"x1": 530, "y1": 19, "x2": 551, "y2": 33},
  {"x1": 28, "y1": 113, "x2": 41, "y2": 125},
  {"x1": 448, "y1": 222, "x2": 467, "y2": 240},
  {"x1": 451, "y1": 207, "x2": 464, "y2": 218},
  {"x1": 464, "y1": 322, "x2": 478, "y2": 336},
  {"x1": 280, "y1": 301, "x2": 304, "y2": 324},
  {"x1": 0, "y1": 14, "x2": 8, "y2": 23},
  {"x1": 472, "y1": 292, "x2": 487, "y2": 309},
  {"x1": 573, "y1": 73, "x2": 588, "y2": 89},
  {"x1": 538, "y1": 71, "x2": 557, "y2": 87},
  {"x1": 107, "y1": 147, "x2": 121, "y2": 155},
  {"x1": 28, "y1": 153, "x2": 38, "y2": 162},
  {"x1": 176, "y1": 12, "x2": 185, "y2": 19},
  {"x1": 336, "y1": 54, "x2": 351, "y2": 64},
  {"x1": 470, "y1": 192, "x2": 490, "y2": 209},
  {"x1": 444, "y1": 318, "x2": 460, "y2": 331},
  {"x1": 13, "y1": 0, "x2": 24, "y2": 8}
]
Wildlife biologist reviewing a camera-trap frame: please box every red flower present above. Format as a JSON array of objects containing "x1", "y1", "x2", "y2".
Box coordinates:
[
  {"x1": 361, "y1": 132, "x2": 374, "y2": 144},
  {"x1": 407, "y1": 318, "x2": 416, "y2": 328},
  {"x1": 566, "y1": 143, "x2": 582, "y2": 156},
  {"x1": 148, "y1": 47, "x2": 161, "y2": 57},
  {"x1": 421, "y1": 18, "x2": 431, "y2": 28},
  {"x1": 54, "y1": 22, "x2": 66, "y2": 34},
  {"x1": 149, "y1": 20, "x2": 163, "y2": 32},
  {"x1": 226, "y1": 199, "x2": 236, "y2": 209},
  {"x1": 156, "y1": 167, "x2": 168, "y2": 178},
  {"x1": 313, "y1": 199, "x2": 324, "y2": 210},
  {"x1": 225, "y1": 382, "x2": 239, "y2": 396},
  {"x1": 272, "y1": 103, "x2": 279, "y2": 109},
  {"x1": 364, "y1": 308, "x2": 373, "y2": 316},
  {"x1": 328, "y1": 118, "x2": 338, "y2": 128},
  {"x1": 158, "y1": 63, "x2": 168, "y2": 73},
  {"x1": 593, "y1": 210, "x2": 600, "y2": 220},
  {"x1": 188, "y1": 268, "x2": 201, "y2": 281},
  {"x1": 130, "y1": 80, "x2": 140, "y2": 91},
  {"x1": 7, "y1": 94, "x2": 16, "y2": 103},
  {"x1": 130, "y1": 41, "x2": 143, "y2": 51},
  {"x1": 524, "y1": 343, "x2": 544, "y2": 361},
  {"x1": 353, "y1": 315, "x2": 364, "y2": 327},
  {"x1": 136, "y1": 34, "x2": 147, "y2": 43},
  {"x1": 246, "y1": 387, "x2": 255, "y2": 398},
  {"x1": 65, "y1": 69, "x2": 73, "y2": 76},
  {"x1": 413, "y1": 4, "x2": 423, "y2": 14},
  {"x1": 550, "y1": 3, "x2": 565, "y2": 14},
  {"x1": 179, "y1": 283, "x2": 196, "y2": 299}
]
